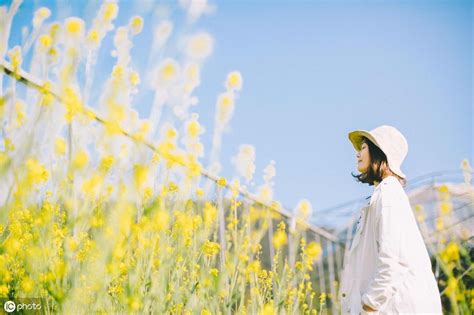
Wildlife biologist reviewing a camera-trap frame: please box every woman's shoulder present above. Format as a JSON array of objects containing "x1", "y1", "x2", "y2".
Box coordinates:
[{"x1": 379, "y1": 176, "x2": 406, "y2": 208}]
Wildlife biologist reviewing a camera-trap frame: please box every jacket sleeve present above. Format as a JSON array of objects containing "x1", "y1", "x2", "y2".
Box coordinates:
[{"x1": 361, "y1": 187, "x2": 406, "y2": 310}]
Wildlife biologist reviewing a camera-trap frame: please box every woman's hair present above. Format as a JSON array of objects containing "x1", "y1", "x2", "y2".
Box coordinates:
[{"x1": 351, "y1": 137, "x2": 407, "y2": 187}]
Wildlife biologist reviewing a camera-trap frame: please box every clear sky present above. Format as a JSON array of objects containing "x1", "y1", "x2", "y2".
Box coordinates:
[
  {"x1": 195, "y1": 0, "x2": 473, "y2": 214},
  {"x1": 3, "y1": 0, "x2": 472, "y2": 226}
]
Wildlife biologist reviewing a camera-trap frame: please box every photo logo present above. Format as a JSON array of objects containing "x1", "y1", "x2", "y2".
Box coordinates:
[
  {"x1": 3, "y1": 300, "x2": 15, "y2": 313},
  {"x1": 1, "y1": 299, "x2": 42, "y2": 313}
]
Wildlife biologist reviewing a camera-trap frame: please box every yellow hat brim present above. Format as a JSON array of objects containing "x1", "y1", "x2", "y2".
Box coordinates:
[{"x1": 348, "y1": 130, "x2": 380, "y2": 151}]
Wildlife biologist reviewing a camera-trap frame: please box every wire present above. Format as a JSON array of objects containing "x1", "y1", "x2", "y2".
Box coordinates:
[{"x1": 1, "y1": 60, "x2": 341, "y2": 242}]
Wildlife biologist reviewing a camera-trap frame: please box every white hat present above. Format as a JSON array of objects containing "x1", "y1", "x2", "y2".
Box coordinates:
[{"x1": 348, "y1": 125, "x2": 408, "y2": 178}]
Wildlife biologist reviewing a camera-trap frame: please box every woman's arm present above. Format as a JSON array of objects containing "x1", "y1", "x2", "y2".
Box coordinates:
[{"x1": 361, "y1": 200, "x2": 407, "y2": 311}]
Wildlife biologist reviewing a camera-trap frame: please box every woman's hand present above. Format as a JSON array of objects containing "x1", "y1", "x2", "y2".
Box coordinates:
[{"x1": 362, "y1": 303, "x2": 377, "y2": 312}]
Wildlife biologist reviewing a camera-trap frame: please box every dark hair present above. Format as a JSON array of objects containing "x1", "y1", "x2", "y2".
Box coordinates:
[{"x1": 351, "y1": 137, "x2": 407, "y2": 187}]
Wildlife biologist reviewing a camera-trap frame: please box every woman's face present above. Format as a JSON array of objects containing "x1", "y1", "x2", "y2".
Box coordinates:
[{"x1": 357, "y1": 141, "x2": 371, "y2": 173}]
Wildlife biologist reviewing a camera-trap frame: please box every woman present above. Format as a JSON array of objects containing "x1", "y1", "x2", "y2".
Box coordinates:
[{"x1": 338, "y1": 125, "x2": 442, "y2": 314}]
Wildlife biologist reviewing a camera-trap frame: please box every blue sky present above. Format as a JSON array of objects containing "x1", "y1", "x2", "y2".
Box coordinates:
[
  {"x1": 198, "y1": 0, "x2": 473, "y2": 211},
  {"x1": 3, "y1": 0, "x2": 472, "y2": 225}
]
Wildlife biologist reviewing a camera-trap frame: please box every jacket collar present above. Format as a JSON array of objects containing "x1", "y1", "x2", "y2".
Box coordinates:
[
  {"x1": 367, "y1": 176, "x2": 398, "y2": 204},
  {"x1": 374, "y1": 175, "x2": 398, "y2": 191}
]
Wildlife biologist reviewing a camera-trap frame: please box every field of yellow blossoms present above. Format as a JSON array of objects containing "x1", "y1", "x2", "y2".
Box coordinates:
[{"x1": 0, "y1": 1, "x2": 472, "y2": 314}]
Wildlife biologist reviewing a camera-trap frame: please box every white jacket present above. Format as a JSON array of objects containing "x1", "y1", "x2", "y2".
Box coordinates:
[{"x1": 338, "y1": 176, "x2": 443, "y2": 314}]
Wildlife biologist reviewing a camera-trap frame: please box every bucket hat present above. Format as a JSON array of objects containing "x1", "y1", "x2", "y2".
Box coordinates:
[{"x1": 348, "y1": 125, "x2": 408, "y2": 178}]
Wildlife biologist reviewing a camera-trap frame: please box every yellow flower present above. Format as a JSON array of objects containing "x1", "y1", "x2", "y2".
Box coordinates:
[
  {"x1": 296, "y1": 199, "x2": 312, "y2": 220},
  {"x1": 130, "y1": 70, "x2": 140, "y2": 86},
  {"x1": 55, "y1": 137, "x2": 66, "y2": 156},
  {"x1": 133, "y1": 164, "x2": 149, "y2": 190},
  {"x1": 49, "y1": 22, "x2": 60, "y2": 39},
  {"x1": 38, "y1": 34, "x2": 52, "y2": 49},
  {"x1": 0, "y1": 152, "x2": 10, "y2": 171},
  {"x1": 33, "y1": 7, "x2": 51, "y2": 28},
  {"x1": 165, "y1": 125, "x2": 177, "y2": 139},
  {"x1": 112, "y1": 64, "x2": 124, "y2": 78},
  {"x1": 210, "y1": 268, "x2": 219, "y2": 277},
  {"x1": 217, "y1": 177, "x2": 227, "y2": 187},
  {"x1": 67, "y1": 237, "x2": 79, "y2": 252},
  {"x1": 438, "y1": 184, "x2": 449, "y2": 193},
  {"x1": 102, "y1": 2, "x2": 119, "y2": 21},
  {"x1": 151, "y1": 153, "x2": 160, "y2": 164},
  {"x1": 157, "y1": 58, "x2": 179, "y2": 82},
  {"x1": 81, "y1": 174, "x2": 103, "y2": 197},
  {"x1": 186, "y1": 32, "x2": 214, "y2": 59},
  {"x1": 440, "y1": 202, "x2": 452, "y2": 215},
  {"x1": 40, "y1": 81, "x2": 55, "y2": 106},
  {"x1": 128, "y1": 295, "x2": 141, "y2": 311},
  {"x1": 0, "y1": 95, "x2": 5, "y2": 119},
  {"x1": 247, "y1": 260, "x2": 261, "y2": 274},
  {"x1": 99, "y1": 155, "x2": 114, "y2": 173},
  {"x1": 63, "y1": 87, "x2": 84, "y2": 122},
  {"x1": 143, "y1": 187, "x2": 153, "y2": 200},
  {"x1": 132, "y1": 121, "x2": 151, "y2": 141},
  {"x1": 186, "y1": 119, "x2": 202, "y2": 138},
  {"x1": 202, "y1": 240, "x2": 220, "y2": 257},
  {"x1": 168, "y1": 181, "x2": 179, "y2": 193},
  {"x1": 37, "y1": 7, "x2": 51, "y2": 19},
  {"x1": 129, "y1": 16, "x2": 143, "y2": 35},
  {"x1": 65, "y1": 17, "x2": 84, "y2": 35},
  {"x1": 435, "y1": 217, "x2": 444, "y2": 231},
  {"x1": 3, "y1": 138, "x2": 14, "y2": 152},
  {"x1": 259, "y1": 303, "x2": 276, "y2": 315},
  {"x1": 258, "y1": 184, "x2": 273, "y2": 204},
  {"x1": 15, "y1": 101, "x2": 25, "y2": 126},
  {"x1": 272, "y1": 230, "x2": 287, "y2": 250},
  {"x1": 21, "y1": 277, "x2": 34, "y2": 293},
  {"x1": 203, "y1": 202, "x2": 217, "y2": 226},
  {"x1": 91, "y1": 212, "x2": 104, "y2": 228},
  {"x1": 196, "y1": 188, "x2": 204, "y2": 197},
  {"x1": 319, "y1": 292, "x2": 327, "y2": 305},
  {"x1": 306, "y1": 241, "x2": 322, "y2": 262},
  {"x1": 73, "y1": 150, "x2": 89, "y2": 169},
  {"x1": 440, "y1": 242, "x2": 460, "y2": 263},
  {"x1": 230, "y1": 179, "x2": 240, "y2": 198},
  {"x1": 104, "y1": 120, "x2": 122, "y2": 135},
  {"x1": 26, "y1": 158, "x2": 49, "y2": 184},
  {"x1": 216, "y1": 92, "x2": 234, "y2": 126},
  {"x1": 460, "y1": 159, "x2": 472, "y2": 171},
  {"x1": 226, "y1": 71, "x2": 243, "y2": 91},
  {"x1": 107, "y1": 103, "x2": 126, "y2": 123},
  {"x1": 87, "y1": 29, "x2": 100, "y2": 45},
  {"x1": 445, "y1": 276, "x2": 458, "y2": 297},
  {"x1": 0, "y1": 285, "x2": 8, "y2": 296},
  {"x1": 8, "y1": 46, "x2": 22, "y2": 71},
  {"x1": 414, "y1": 204, "x2": 424, "y2": 212},
  {"x1": 295, "y1": 261, "x2": 303, "y2": 270}
]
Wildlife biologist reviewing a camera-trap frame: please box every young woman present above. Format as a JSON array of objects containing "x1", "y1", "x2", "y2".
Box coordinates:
[{"x1": 338, "y1": 125, "x2": 442, "y2": 314}]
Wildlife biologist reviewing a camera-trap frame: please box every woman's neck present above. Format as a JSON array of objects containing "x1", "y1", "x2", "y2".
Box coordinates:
[{"x1": 375, "y1": 173, "x2": 394, "y2": 187}]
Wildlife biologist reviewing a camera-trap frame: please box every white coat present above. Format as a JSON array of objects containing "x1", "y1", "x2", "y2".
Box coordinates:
[{"x1": 338, "y1": 176, "x2": 443, "y2": 314}]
